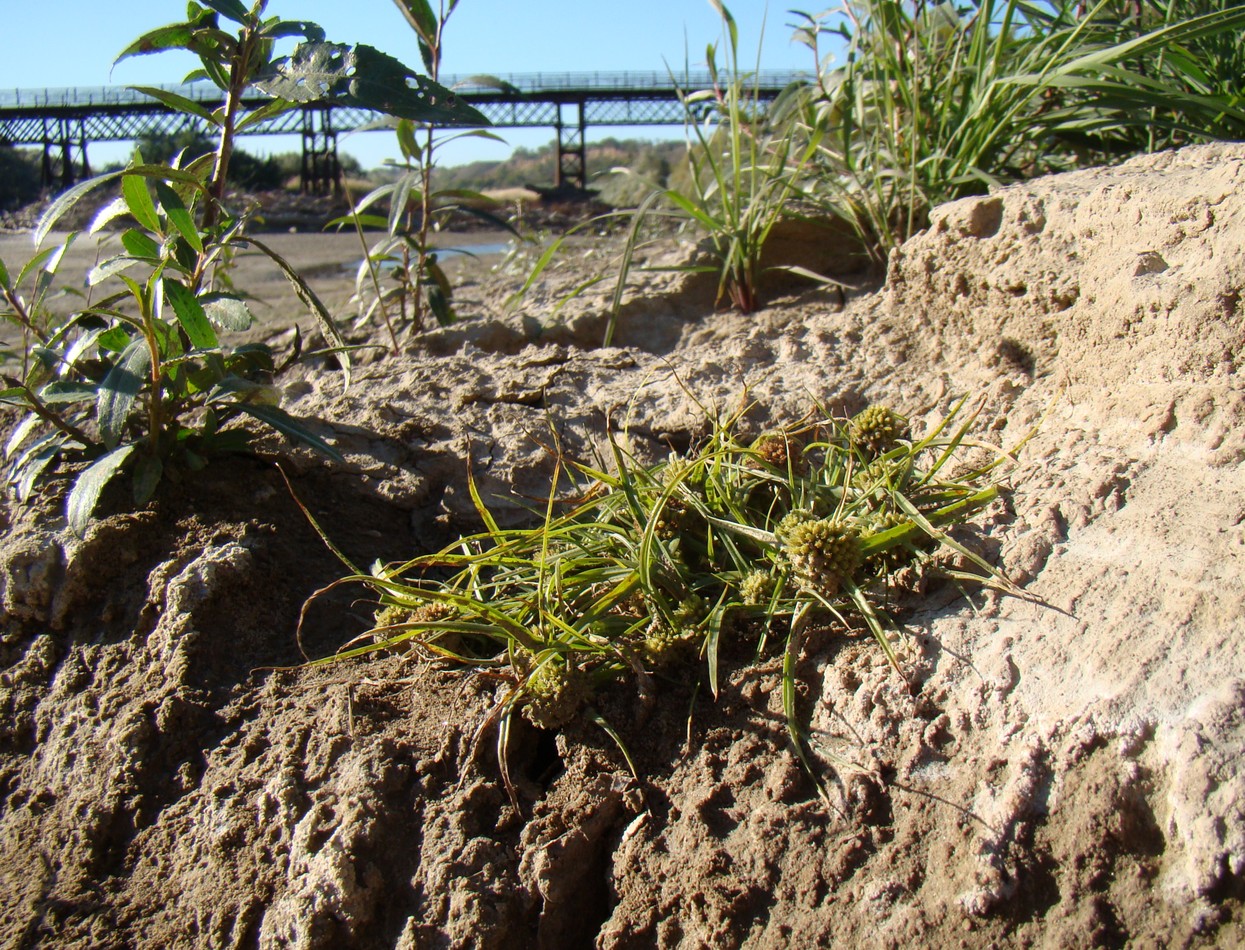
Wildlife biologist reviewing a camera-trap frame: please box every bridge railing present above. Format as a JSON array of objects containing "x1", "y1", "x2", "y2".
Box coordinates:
[{"x1": 0, "y1": 69, "x2": 809, "y2": 110}]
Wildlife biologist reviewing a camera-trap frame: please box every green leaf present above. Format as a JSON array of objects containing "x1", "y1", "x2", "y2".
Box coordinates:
[
  {"x1": 67, "y1": 444, "x2": 137, "y2": 537},
  {"x1": 235, "y1": 97, "x2": 295, "y2": 133},
  {"x1": 96, "y1": 326, "x2": 134, "y2": 353},
  {"x1": 98, "y1": 339, "x2": 152, "y2": 450},
  {"x1": 198, "y1": 0, "x2": 249, "y2": 24},
  {"x1": 708, "y1": 0, "x2": 738, "y2": 51},
  {"x1": 164, "y1": 281, "x2": 219, "y2": 350},
  {"x1": 391, "y1": 0, "x2": 438, "y2": 46},
  {"x1": 201, "y1": 293, "x2": 254, "y2": 330},
  {"x1": 14, "y1": 439, "x2": 64, "y2": 503},
  {"x1": 122, "y1": 175, "x2": 161, "y2": 233},
  {"x1": 89, "y1": 197, "x2": 133, "y2": 235},
  {"x1": 114, "y1": 10, "x2": 235, "y2": 66},
  {"x1": 4, "y1": 413, "x2": 41, "y2": 457},
  {"x1": 116, "y1": 22, "x2": 203, "y2": 63},
  {"x1": 154, "y1": 181, "x2": 204, "y2": 253},
  {"x1": 15, "y1": 247, "x2": 56, "y2": 287},
  {"x1": 89, "y1": 256, "x2": 142, "y2": 286},
  {"x1": 396, "y1": 120, "x2": 420, "y2": 162},
  {"x1": 121, "y1": 228, "x2": 162, "y2": 260},
  {"x1": 262, "y1": 20, "x2": 327, "y2": 42},
  {"x1": 244, "y1": 236, "x2": 350, "y2": 387},
  {"x1": 132, "y1": 454, "x2": 164, "y2": 505},
  {"x1": 35, "y1": 172, "x2": 123, "y2": 247},
  {"x1": 389, "y1": 171, "x2": 418, "y2": 235},
  {"x1": 130, "y1": 85, "x2": 219, "y2": 125},
  {"x1": 253, "y1": 42, "x2": 489, "y2": 126},
  {"x1": 0, "y1": 257, "x2": 10, "y2": 290},
  {"x1": 38, "y1": 382, "x2": 98, "y2": 405},
  {"x1": 207, "y1": 375, "x2": 280, "y2": 405},
  {"x1": 234, "y1": 403, "x2": 344, "y2": 462}
]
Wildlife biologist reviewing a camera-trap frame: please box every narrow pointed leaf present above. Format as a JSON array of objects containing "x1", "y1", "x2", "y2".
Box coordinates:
[
  {"x1": 245, "y1": 236, "x2": 350, "y2": 387},
  {"x1": 130, "y1": 85, "x2": 219, "y2": 125},
  {"x1": 235, "y1": 97, "x2": 296, "y2": 132},
  {"x1": 154, "y1": 182, "x2": 204, "y2": 253},
  {"x1": 164, "y1": 281, "x2": 218, "y2": 350},
  {"x1": 67, "y1": 444, "x2": 137, "y2": 537},
  {"x1": 122, "y1": 175, "x2": 161, "y2": 233},
  {"x1": 89, "y1": 197, "x2": 133, "y2": 235},
  {"x1": 121, "y1": 228, "x2": 162, "y2": 260},
  {"x1": 198, "y1": 0, "x2": 249, "y2": 24},
  {"x1": 115, "y1": 22, "x2": 202, "y2": 63},
  {"x1": 36, "y1": 172, "x2": 124, "y2": 247},
  {"x1": 132, "y1": 454, "x2": 164, "y2": 505},
  {"x1": 98, "y1": 339, "x2": 152, "y2": 450},
  {"x1": 89, "y1": 256, "x2": 142, "y2": 286},
  {"x1": 391, "y1": 0, "x2": 438, "y2": 45},
  {"x1": 233, "y1": 403, "x2": 344, "y2": 462}
]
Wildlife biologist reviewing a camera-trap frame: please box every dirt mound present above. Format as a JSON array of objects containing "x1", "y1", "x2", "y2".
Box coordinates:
[{"x1": 2, "y1": 143, "x2": 1244, "y2": 947}]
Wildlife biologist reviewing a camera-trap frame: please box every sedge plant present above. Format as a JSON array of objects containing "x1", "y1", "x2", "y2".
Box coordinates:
[
  {"x1": 0, "y1": 0, "x2": 486, "y2": 534},
  {"x1": 661, "y1": 0, "x2": 826, "y2": 315},
  {"x1": 511, "y1": 0, "x2": 827, "y2": 343},
  {"x1": 305, "y1": 395, "x2": 1029, "y2": 795},
  {"x1": 784, "y1": 0, "x2": 1245, "y2": 264}
]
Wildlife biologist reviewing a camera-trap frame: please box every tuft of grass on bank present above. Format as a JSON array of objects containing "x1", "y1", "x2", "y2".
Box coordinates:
[{"x1": 306, "y1": 396, "x2": 1030, "y2": 796}]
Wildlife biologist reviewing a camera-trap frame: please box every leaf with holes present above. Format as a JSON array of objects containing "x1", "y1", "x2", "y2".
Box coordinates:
[{"x1": 253, "y1": 42, "x2": 488, "y2": 125}]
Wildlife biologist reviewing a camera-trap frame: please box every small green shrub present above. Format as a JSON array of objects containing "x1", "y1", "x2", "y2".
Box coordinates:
[
  {"x1": 311, "y1": 396, "x2": 1026, "y2": 791},
  {"x1": 511, "y1": 1, "x2": 827, "y2": 343},
  {"x1": 331, "y1": 0, "x2": 509, "y2": 347},
  {"x1": 0, "y1": 0, "x2": 487, "y2": 533},
  {"x1": 651, "y1": 0, "x2": 823, "y2": 315}
]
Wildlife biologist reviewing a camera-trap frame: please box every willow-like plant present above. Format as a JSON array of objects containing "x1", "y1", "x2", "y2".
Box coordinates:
[
  {"x1": 332, "y1": 0, "x2": 511, "y2": 347},
  {"x1": 0, "y1": 0, "x2": 484, "y2": 532},
  {"x1": 306, "y1": 396, "x2": 1029, "y2": 795}
]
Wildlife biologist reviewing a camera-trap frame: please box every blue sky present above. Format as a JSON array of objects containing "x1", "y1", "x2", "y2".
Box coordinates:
[{"x1": 3, "y1": 0, "x2": 823, "y2": 170}]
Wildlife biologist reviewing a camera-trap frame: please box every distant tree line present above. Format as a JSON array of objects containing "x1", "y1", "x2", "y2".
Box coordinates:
[
  {"x1": 2, "y1": 135, "x2": 684, "y2": 213},
  {"x1": 0, "y1": 132, "x2": 366, "y2": 211},
  {"x1": 0, "y1": 147, "x2": 43, "y2": 211}
]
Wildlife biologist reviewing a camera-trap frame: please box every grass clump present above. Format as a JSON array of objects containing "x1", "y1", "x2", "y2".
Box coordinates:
[
  {"x1": 312, "y1": 395, "x2": 1027, "y2": 792},
  {"x1": 784, "y1": 0, "x2": 1245, "y2": 262}
]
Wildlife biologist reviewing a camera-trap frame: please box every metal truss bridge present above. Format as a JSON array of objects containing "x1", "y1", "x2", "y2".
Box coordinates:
[{"x1": 0, "y1": 70, "x2": 807, "y2": 193}]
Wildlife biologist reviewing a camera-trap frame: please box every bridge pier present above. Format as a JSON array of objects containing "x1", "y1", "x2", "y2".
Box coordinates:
[
  {"x1": 300, "y1": 107, "x2": 341, "y2": 196},
  {"x1": 39, "y1": 118, "x2": 91, "y2": 188},
  {"x1": 553, "y1": 101, "x2": 587, "y2": 191}
]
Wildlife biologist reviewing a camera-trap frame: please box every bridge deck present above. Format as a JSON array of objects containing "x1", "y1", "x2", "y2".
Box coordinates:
[{"x1": 0, "y1": 69, "x2": 810, "y2": 189}]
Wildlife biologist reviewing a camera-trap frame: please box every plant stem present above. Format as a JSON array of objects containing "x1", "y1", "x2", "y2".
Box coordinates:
[
  {"x1": 13, "y1": 383, "x2": 95, "y2": 447},
  {"x1": 203, "y1": 25, "x2": 257, "y2": 236},
  {"x1": 0, "y1": 285, "x2": 48, "y2": 347}
]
